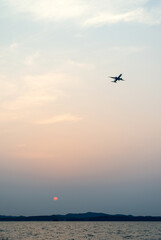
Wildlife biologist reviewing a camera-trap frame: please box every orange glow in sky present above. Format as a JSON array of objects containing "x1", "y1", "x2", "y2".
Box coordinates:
[{"x1": 53, "y1": 196, "x2": 58, "y2": 201}]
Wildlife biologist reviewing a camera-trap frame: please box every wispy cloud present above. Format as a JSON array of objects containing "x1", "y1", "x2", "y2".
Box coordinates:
[
  {"x1": 0, "y1": 71, "x2": 80, "y2": 122},
  {"x1": 5, "y1": 0, "x2": 161, "y2": 26},
  {"x1": 5, "y1": 0, "x2": 88, "y2": 21},
  {"x1": 84, "y1": 9, "x2": 142, "y2": 26},
  {"x1": 9, "y1": 42, "x2": 19, "y2": 50},
  {"x1": 108, "y1": 46, "x2": 146, "y2": 55},
  {"x1": 64, "y1": 59, "x2": 93, "y2": 70},
  {"x1": 35, "y1": 113, "x2": 83, "y2": 125},
  {"x1": 0, "y1": 73, "x2": 65, "y2": 123},
  {"x1": 25, "y1": 52, "x2": 40, "y2": 66},
  {"x1": 1, "y1": 74, "x2": 60, "y2": 111},
  {"x1": 84, "y1": 8, "x2": 161, "y2": 26}
]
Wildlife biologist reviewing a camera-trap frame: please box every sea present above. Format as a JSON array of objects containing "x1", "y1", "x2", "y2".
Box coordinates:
[{"x1": 0, "y1": 222, "x2": 161, "y2": 240}]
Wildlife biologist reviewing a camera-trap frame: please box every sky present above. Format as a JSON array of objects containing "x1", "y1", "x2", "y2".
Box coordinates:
[{"x1": 0, "y1": 0, "x2": 161, "y2": 216}]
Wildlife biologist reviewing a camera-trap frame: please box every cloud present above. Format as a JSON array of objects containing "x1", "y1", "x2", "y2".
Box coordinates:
[
  {"x1": 1, "y1": 74, "x2": 60, "y2": 111},
  {"x1": 84, "y1": 6, "x2": 161, "y2": 26},
  {"x1": 35, "y1": 113, "x2": 83, "y2": 125},
  {"x1": 0, "y1": 73, "x2": 65, "y2": 123},
  {"x1": 0, "y1": 42, "x2": 20, "y2": 65},
  {"x1": 0, "y1": 71, "x2": 81, "y2": 123},
  {"x1": 84, "y1": 9, "x2": 143, "y2": 26},
  {"x1": 4, "y1": 0, "x2": 161, "y2": 26},
  {"x1": 5, "y1": 0, "x2": 88, "y2": 21},
  {"x1": 25, "y1": 52, "x2": 40, "y2": 66},
  {"x1": 108, "y1": 46, "x2": 146, "y2": 55},
  {"x1": 65, "y1": 59, "x2": 93, "y2": 70},
  {"x1": 9, "y1": 42, "x2": 19, "y2": 50}
]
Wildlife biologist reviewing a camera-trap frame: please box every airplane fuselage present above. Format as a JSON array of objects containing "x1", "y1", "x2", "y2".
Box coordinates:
[{"x1": 109, "y1": 74, "x2": 124, "y2": 83}]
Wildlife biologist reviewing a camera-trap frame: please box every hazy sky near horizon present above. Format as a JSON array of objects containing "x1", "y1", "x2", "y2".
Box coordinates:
[{"x1": 0, "y1": 0, "x2": 161, "y2": 216}]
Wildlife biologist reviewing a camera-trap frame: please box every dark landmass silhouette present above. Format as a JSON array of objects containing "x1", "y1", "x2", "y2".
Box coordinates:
[{"x1": 1, "y1": 212, "x2": 161, "y2": 221}]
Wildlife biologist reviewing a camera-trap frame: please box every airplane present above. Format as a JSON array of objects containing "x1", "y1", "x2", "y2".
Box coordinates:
[{"x1": 109, "y1": 74, "x2": 125, "y2": 83}]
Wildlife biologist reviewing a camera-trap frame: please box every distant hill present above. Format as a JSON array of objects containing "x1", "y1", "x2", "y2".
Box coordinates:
[{"x1": 1, "y1": 212, "x2": 161, "y2": 221}]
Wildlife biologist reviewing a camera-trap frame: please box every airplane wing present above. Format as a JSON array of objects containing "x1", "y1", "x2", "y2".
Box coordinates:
[
  {"x1": 118, "y1": 74, "x2": 122, "y2": 78},
  {"x1": 112, "y1": 79, "x2": 117, "y2": 83},
  {"x1": 109, "y1": 77, "x2": 116, "y2": 79}
]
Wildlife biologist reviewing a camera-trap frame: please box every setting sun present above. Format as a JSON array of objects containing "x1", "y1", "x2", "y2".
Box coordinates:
[{"x1": 53, "y1": 197, "x2": 58, "y2": 201}]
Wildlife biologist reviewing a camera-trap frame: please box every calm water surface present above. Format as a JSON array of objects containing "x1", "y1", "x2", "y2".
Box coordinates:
[{"x1": 0, "y1": 222, "x2": 161, "y2": 240}]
